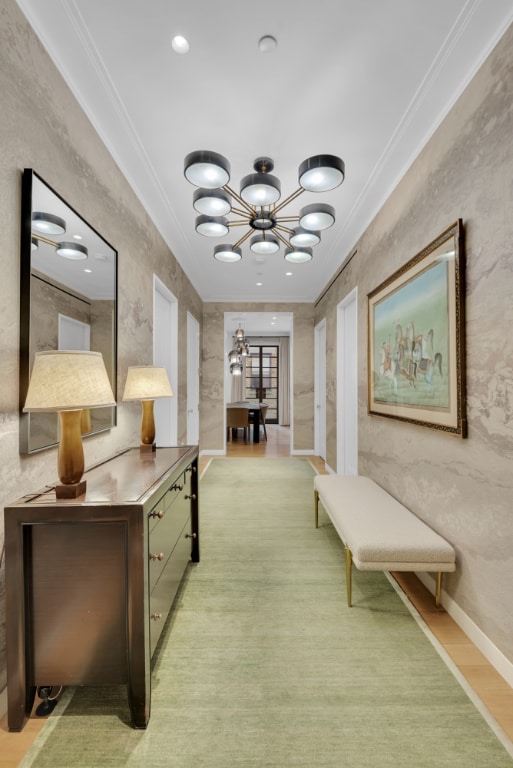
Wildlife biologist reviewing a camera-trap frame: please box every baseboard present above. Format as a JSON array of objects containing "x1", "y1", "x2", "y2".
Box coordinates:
[
  {"x1": 416, "y1": 572, "x2": 513, "y2": 688},
  {"x1": 199, "y1": 449, "x2": 225, "y2": 457},
  {"x1": 324, "y1": 462, "x2": 336, "y2": 475},
  {"x1": 291, "y1": 449, "x2": 315, "y2": 455}
]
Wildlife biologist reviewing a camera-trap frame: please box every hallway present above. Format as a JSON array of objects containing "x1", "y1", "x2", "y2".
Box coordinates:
[{"x1": 1, "y1": 430, "x2": 512, "y2": 765}]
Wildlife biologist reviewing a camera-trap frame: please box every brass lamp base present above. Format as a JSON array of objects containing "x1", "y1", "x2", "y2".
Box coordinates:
[
  {"x1": 56, "y1": 410, "x2": 86, "y2": 499},
  {"x1": 55, "y1": 479, "x2": 87, "y2": 499}
]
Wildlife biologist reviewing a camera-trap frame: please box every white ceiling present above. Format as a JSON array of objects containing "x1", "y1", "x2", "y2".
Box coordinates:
[
  {"x1": 225, "y1": 312, "x2": 293, "y2": 338},
  {"x1": 17, "y1": 0, "x2": 513, "y2": 304}
]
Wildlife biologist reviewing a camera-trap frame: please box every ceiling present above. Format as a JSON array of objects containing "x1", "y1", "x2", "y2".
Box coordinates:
[{"x1": 17, "y1": 0, "x2": 513, "y2": 305}]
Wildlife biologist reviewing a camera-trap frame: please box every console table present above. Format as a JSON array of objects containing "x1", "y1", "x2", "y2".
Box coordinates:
[{"x1": 4, "y1": 446, "x2": 199, "y2": 731}]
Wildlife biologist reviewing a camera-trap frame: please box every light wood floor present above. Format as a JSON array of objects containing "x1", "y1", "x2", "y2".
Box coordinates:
[{"x1": 1, "y1": 425, "x2": 512, "y2": 765}]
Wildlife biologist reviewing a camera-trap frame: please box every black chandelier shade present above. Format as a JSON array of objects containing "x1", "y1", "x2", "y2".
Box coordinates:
[
  {"x1": 298, "y1": 154, "x2": 345, "y2": 192},
  {"x1": 184, "y1": 150, "x2": 230, "y2": 188},
  {"x1": 32, "y1": 211, "x2": 66, "y2": 235},
  {"x1": 299, "y1": 203, "x2": 336, "y2": 231},
  {"x1": 193, "y1": 188, "x2": 232, "y2": 216},
  {"x1": 184, "y1": 151, "x2": 345, "y2": 263}
]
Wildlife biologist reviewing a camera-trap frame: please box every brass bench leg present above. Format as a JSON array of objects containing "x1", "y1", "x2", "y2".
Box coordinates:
[
  {"x1": 345, "y1": 547, "x2": 353, "y2": 607},
  {"x1": 435, "y1": 572, "x2": 443, "y2": 608},
  {"x1": 314, "y1": 489, "x2": 319, "y2": 528}
]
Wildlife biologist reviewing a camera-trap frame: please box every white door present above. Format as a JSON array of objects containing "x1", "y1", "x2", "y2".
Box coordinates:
[
  {"x1": 153, "y1": 276, "x2": 178, "y2": 447},
  {"x1": 314, "y1": 319, "x2": 327, "y2": 459},
  {"x1": 58, "y1": 314, "x2": 90, "y2": 351},
  {"x1": 186, "y1": 312, "x2": 200, "y2": 445},
  {"x1": 337, "y1": 288, "x2": 358, "y2": 475}
]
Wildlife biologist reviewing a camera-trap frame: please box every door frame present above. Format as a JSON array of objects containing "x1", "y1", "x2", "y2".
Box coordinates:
[
  {"x1": 153, "y1": 275, "x2": 178, "y2": 446},
  {"x1": 314, "y1": 318, "x2": 327, "y2": 460},
  {"x1": 336, "y1": 287, "x2": 358, "y2": 475},
  {"x1": 186, "y1": 312, "x2": 200, "y2": 445}
]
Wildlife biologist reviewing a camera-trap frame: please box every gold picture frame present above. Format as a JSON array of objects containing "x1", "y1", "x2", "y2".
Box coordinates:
[{"x1": 367, "y1": 220, "x2": 466, "y2": 437}]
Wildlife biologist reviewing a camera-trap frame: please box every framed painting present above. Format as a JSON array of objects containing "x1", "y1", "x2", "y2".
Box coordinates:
[{"x1": 367, "y1": 220, "x2": 466, "y2": 437}]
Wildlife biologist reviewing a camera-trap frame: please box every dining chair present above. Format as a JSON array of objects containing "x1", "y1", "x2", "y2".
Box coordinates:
[
  {"x1": 226, "y1": 406, "x2": 250, "y2": 442},
  {"x1": 259, "y1": 403, "x2": 268, "y2": 441}
]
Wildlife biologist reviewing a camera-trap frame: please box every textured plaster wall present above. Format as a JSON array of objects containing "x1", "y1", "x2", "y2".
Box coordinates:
[
  {"x1": 316, "y1": 23, "x2": 513, "y2": 665},
  {"x1": 201, "y1": 302, "x2": 314, "y2": 452},
  {"x1": 0, "y1": 0, "x2": 202, "y2": 696}
]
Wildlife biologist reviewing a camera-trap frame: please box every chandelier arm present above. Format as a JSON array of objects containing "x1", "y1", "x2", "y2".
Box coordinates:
[
  {"x1": 232, "y1": 229, "x2": 253, "y2": 249},
  {"x1": 274, "y1": 216, "x2": 299, "y2": 223},
  {"x1": 31, "y1": 234, "x2": 58, "y2": 247},
  {"x1": 228, "y1": 220, "x2": 253, "y2": 227},
  {"x1": 274, "y1": 230, "x2": 292, "y2": 248},
  {"x1": 223, "y1": 185, "x2": 255, "y2": 216},
  {"x1": 231, "y1": 207, "x2": 252, "y2": 218},
  {"x1": 269, "y1": 186, "x2": 304, "y2": 217},
  {"x1": 274, "y1": 224, "x2": 294, "y2": 235}
]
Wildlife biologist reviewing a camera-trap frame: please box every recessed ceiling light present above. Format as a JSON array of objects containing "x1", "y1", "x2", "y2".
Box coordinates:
[
  {"x1": 73, "y1": 234, "x2": 82, "y2": 240},
  {"x1": 286, "y1": 272, "x2": 293, "y2": 276},
  {"x1": 172, "y1": 35, "x2": 189, "y2": 54},
  {"x1": 84, "y1": 268, "x2": 92, "y2": 273},
  {"x1": 256, "y1": 282, "x2": 262, "y2": 286},
  {"x1": 258, "y1": 35, "x2": 277, "y2": 53}
]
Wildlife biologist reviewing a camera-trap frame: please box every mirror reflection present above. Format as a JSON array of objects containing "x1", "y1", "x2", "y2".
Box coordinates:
[{"x1": 20, "y1": 170, "x2": 117, "y2": 454}]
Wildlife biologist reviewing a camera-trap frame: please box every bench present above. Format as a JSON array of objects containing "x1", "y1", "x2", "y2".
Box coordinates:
[{"x1": 314, "y1": 475, "x2": 456, "y2": 608}]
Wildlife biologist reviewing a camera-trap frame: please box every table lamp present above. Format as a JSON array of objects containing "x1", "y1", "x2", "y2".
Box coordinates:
[
  {"x1": 122, "y1": 366, "x2": 174, "y2": 453},
  {"x1": 23, "y1": 350, "x2": 116, "y2": 499}
]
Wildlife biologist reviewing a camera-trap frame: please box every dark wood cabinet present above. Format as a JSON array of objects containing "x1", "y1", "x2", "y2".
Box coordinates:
[{"x1": 4, "y1": 446, "x2": 199, "y2": 731}]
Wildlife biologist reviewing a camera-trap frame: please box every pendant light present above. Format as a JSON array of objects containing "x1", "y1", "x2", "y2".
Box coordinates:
[
  {"x1": 184, "y1": 150, "x2": 345, "y2": 263},
  {"x1": 32, "y1": 212, "x2": 66, "y2": 235},
  {"x1": 299, "y1": 203, "x2": 335, "y2": 231}
]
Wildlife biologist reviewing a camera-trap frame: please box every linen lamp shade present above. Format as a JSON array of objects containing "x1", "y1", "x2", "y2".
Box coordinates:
[
  {"x1": 23, "y1": 351, "x2": 116, "y2": 498},
  {"x1": 123, "y1": 366, "x2": 174, "y2": 452}
]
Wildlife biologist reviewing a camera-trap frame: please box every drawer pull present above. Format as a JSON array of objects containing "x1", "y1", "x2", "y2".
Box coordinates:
[
  {"x1": 185, "y1": 532, "x2": 197, "y2": 540},
  {"x1": 149, "y1": 509, "x2": 164, "y2": 519},
  {"x1": 149, "y1": 552, "x2": 165, "y2": 561},
  {"x1": 151, "y1": 612, "x2": 162, "y2": 621},
  {"x1": 171, "y1": 483, "x2": 183, "y2": 491},
  {"x1": 184, "y1": 493, "x2": 197, "y2": 501},
  {"x1": 186, "y1": 465, "x2": 197, "y2": 473}
]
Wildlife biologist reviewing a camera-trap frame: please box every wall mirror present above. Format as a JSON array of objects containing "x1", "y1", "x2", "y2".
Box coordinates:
[{"x1": 19, "y1": 169, "x2": 118, "y2": 454}]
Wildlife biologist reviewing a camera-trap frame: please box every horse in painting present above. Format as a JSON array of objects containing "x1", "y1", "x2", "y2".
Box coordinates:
[{"x1": 406, "y1": 323, "x2": 443, "y2": 393}]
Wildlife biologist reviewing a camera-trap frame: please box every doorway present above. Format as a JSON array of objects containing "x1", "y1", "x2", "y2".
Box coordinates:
[
  {"x1": 58, "y1": 314, "x2": 90, "y2": 351},
  {"x1": 337, "y1": 288, "x2": 358, "y2": 475},
  {"x1": 186, "y1": 312, "x2": 200, "y2": 445},
  {"x1": 153, "y1": 276, "x2": 178, "y2": 446},
  {"x1": 245, "y1": 344, "x2": 279, "y2": 423},
  {"x1": 314, "y1": 319, "x2": 327, "y2": 460}
]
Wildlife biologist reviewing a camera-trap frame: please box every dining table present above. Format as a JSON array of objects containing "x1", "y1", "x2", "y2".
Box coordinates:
[{"x1": 227, "y1": 402, "x2": 264, "y2": 443}]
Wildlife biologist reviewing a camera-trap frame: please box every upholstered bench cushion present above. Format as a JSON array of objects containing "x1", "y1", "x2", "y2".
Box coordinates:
[{"x1": 314, "y1": 475, "x2": 455, "y2": 572}]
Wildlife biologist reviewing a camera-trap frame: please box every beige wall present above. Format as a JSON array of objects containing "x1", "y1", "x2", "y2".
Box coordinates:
[
  {"x1": 315, "y1": 23, "x2": 513, "y2": 666},
  {"x1": 201, "y1": 302, "x2": 314, "y2": 452},
  {"x1": 0, "y1": 0, "x2": 202, "y2": 694}
]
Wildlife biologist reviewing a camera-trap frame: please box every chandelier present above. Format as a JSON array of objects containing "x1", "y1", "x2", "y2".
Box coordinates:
[
  {"x1": 227, "y1": 326, "x2": 250, "y2": 376},
  {"x1": 31, "y1": 212, "x2": 88, "y2": 260},
  {"x1": 183, "y1": 151, "x2": 345, "y2": 263}
]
